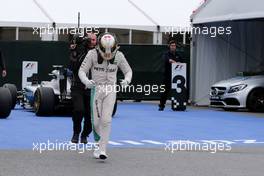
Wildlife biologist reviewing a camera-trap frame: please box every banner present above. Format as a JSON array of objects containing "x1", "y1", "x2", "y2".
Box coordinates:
[
  {"x1": 171, "y1": 63, "x2": 187, "y2": 111},
  {"x1": 22, "y1": 61, "x2": 38, "y2": 89}
]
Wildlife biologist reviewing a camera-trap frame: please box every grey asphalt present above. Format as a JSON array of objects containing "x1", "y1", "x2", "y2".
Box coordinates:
[{"x1": 1, "y1": 147, "x2": 264, "y2": 176}]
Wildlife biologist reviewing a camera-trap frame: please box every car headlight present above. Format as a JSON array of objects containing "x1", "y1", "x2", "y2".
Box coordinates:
[{"x1": 228, "y1": 84, "x2": 247, "y2": 93}]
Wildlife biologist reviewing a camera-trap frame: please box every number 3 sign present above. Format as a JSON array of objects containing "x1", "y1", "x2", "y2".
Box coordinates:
[{"x1": 171, "y1": 63, "x2": 187, "y2": 111}]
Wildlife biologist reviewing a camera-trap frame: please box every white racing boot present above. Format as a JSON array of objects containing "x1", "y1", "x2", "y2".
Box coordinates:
[
  {"x1": 93, "y1": 142, "x2": 108, "y2": 160},
  {"x1": 93, "y1": 149, "x2": 100, "y2": 159},
  {"x1": 93, "y1": 143, "x2": 100, "y2": 159},
  {"x1": 99, "y1": 151, "x2": 108, "y2": 160}
]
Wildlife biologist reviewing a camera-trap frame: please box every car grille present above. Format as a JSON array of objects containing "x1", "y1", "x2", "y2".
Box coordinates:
[
  {"x1": 210, "y1": 87, "x2": 226, "y2": 96},
  {"x1": 210, "y1": 101, "x2": 225, "y2": 106},
  {"x1": 224, "y1": 98, "x2": 240, "y2": 106}
]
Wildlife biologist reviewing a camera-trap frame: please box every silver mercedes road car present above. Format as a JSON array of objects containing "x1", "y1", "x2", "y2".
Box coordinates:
[{"x1": 210, "y1": 74, "x2": 264, "y2": 112}]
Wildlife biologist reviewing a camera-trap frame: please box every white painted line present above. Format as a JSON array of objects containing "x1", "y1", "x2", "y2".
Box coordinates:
[
  {"x1": 141, "y1": 140, "x2": 165, "y2": 145},
  {"x1": 200, "y1": 140, "x2": 218, "y2": 144},
  {"x1": 167, "y1": 140, "x2": 200, "y2": 145},
  {"x1": 235, "y1": 140, "x2": 264, "y2": 144},
  {"x1": 234, "y1": 139, "x2": 252, "y2": 141},
  {"x1": 207, "y1": 140, "x2": 236, "y2": 144},
  {"x1": 121, "y1": 140, "x2": 144, "y2": 145},
  {"x1": 108, "y1": 141, "x2": 123, "y2": 146}
]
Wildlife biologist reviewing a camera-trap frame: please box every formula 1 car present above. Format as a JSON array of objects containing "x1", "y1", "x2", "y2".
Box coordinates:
[{"x1": 19, "y1": 65, "x2": 117, "y2": 116}]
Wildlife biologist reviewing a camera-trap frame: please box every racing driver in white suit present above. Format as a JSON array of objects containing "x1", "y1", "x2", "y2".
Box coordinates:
[{"x1": 78, "y1": 32, "x2": 132, "y2": 160}]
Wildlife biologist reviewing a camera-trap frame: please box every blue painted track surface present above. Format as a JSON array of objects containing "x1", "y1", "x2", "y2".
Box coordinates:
[{"x1": 0, "y1": 103, "x2": 264, "y2": 149}]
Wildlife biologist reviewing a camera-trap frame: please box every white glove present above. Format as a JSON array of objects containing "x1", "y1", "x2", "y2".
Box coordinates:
[
  {"x1": 120, "y1": 79, "x2": 129, "y2": 88},
  {"x1": 85, "y1": 80, "x2": 96, "y2": 89}
]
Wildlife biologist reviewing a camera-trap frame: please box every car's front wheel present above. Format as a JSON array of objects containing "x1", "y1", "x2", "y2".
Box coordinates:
[
  {"x1": 247, "y1": 88, "x2": 264, "y2": 112},
  {"x1": 0, "y1": 87, "x2": 12, "y2": 118},
  {"x1": 34, "y1": 87, "x2": 55, "y2": 116},
  {"x1": 3, "y1": 83, "x2": 17, "y2": 109}
]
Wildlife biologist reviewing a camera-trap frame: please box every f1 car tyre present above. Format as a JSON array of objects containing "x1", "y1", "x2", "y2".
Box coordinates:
[
  {"x1": 0, "y1": 87, "x2": 12, "y2": 118},
  {"x1": 34, "y1": 87, "x2": 55, "y2": 116},
  {"x1": 247, "y1": 88, "x2": 264, "y2": 112},
  {"x1": 3, "y1": 83, "x2": 17, "y2": 109}
]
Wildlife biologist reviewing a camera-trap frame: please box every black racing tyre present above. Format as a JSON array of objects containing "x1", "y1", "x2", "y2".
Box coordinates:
[
  {"x1": 247, "y1": 88, "x2": 264, "y2": 112},
  {"x1": 0, "y1": 87, "x2": 12, "y2": 118},
  {"x1": 3, "y1": 83, "x2": 17, "y2": 109},
  {"x1": 112, "y1": 100, "x2": 117, "y2": 117},
  {"x1": 34, "y1": 87, "x2": 55, "y2": 116}
]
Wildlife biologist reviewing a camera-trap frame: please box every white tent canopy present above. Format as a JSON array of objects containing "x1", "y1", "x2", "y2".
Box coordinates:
[
  {"x1": 0, "y1": 0, "x2": 50, "y2": 27},
  {"x1": 191, "y1": 0, "x2": 264, "y2": 24},
  {"x1": 0, "y1": 0, "x2": 201, "y2": 31}
]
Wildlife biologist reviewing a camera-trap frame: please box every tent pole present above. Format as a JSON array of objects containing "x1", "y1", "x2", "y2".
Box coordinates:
[
  {"x1": 129, "y1": 29, "x2": 132, "y2": 44},
  {"x1": 15, "y1": 27, "x2": 19, "y2": 40},
  {"x1": 183, "y1": 32, "x2": 186, "y2": 45}
]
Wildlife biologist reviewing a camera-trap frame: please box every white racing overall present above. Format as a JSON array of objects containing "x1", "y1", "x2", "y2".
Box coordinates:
[{"x1": 79, "y1": 49, "x2": 132, "y2": 153}]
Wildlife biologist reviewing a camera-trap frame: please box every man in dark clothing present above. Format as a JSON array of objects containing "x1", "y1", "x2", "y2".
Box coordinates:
[
  {"x1": 159, "y1": 40, "x2": 183, "y2": 111},
  {"x1": 0, "y1": 50, "x2": 7, "y2": 78},
  {"x1": 69, "y1": 33, "x2": 97, "y2": 143}
]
